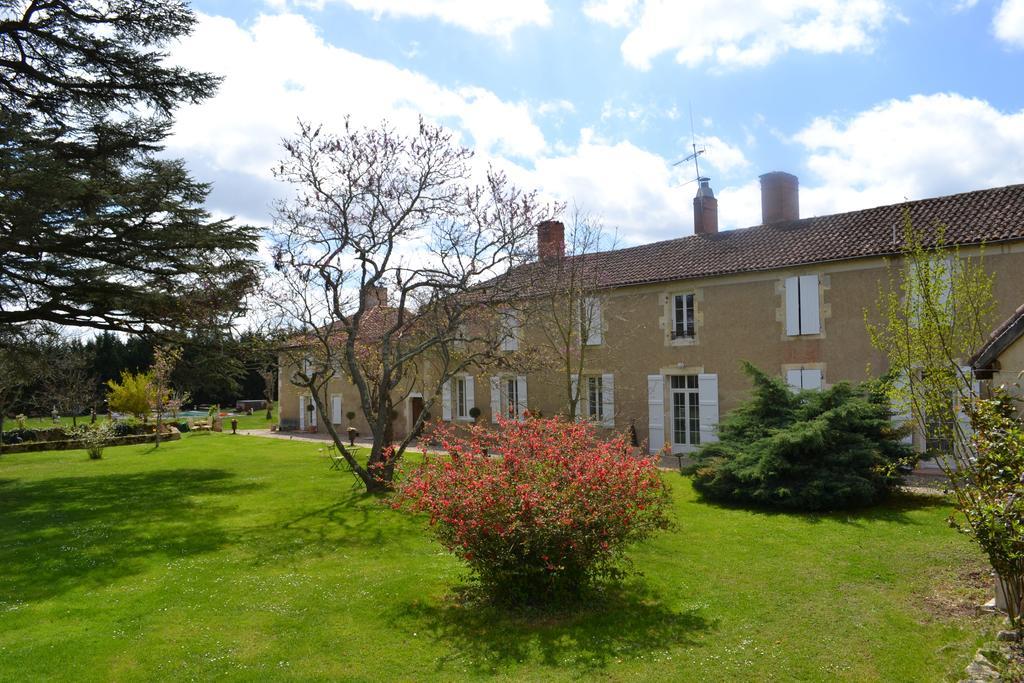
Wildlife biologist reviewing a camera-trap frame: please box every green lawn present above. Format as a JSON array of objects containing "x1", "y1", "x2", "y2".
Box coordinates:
[{"x1": 0, "y1": 434, "x2": 997, "y2": 681}]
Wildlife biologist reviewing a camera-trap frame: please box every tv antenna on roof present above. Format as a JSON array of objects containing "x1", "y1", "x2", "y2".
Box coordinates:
[{"x1": 672, "y1": 105, "x2": 708, "y2": 186}]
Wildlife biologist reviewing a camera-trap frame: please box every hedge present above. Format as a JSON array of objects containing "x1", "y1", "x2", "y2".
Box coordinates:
[{"x1": 0, "y1": 427, "x2": 181, "y2": 455}]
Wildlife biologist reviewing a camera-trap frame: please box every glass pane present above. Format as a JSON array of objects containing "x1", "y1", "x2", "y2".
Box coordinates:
[
  {"x1": 673, "y1": 392, "x2": 686, "y2": 443},
  {"x1": 670, "y1": 375, "x2": 685, "y2": 389},
  {"x1": 689, "y1": 394, "x2": 700, "y2": 445}
]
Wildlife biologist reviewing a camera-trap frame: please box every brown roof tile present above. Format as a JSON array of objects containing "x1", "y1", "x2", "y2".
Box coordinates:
[{"x1": 504, "y1": 183, "x2": 1024, "y2": 291}]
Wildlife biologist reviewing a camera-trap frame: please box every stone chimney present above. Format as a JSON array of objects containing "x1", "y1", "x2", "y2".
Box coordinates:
[
  {"x1": 361, "y1": 285, "x2": 388, "y2": 309},
  {"x1": 759, "y1": 171, "x2": 799, "y2": 224},
  {"x1": 693, "y1": 178, "x2": 718, "y2": 235},
  {"x1": 537, "y1": 220, "x2": 565, "y2": 260}
]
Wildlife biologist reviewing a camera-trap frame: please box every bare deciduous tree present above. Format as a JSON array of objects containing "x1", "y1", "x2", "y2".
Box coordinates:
[
  {"x1": 521, "y1": 209, "x2": 619, "y2": 421},
  {"x1": 41, "y1": 344, "x2": 99, "y2": 429},
  {"x1": 270, "y1": 117, "x2": 552, "y2": 493}
]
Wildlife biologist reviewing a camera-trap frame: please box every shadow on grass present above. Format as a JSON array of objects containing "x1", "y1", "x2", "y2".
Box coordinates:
[
  {"x1": 0, "y1": 468, "x2": 261, "y2": 603},
  {"x1": 688, "y1": 488, "x2": 951, "y2": 526},
  {"x1": 390, "y1": 581, "x2": 713, "y2": 675}
]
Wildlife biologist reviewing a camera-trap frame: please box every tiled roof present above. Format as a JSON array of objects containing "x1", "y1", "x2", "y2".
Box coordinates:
[
  {"x1": 969, "y1": 301, "x2": 1024, "y2": 371},
  {"x1": 502, "y1": 183, "x2": 1024, "y2": 291}
]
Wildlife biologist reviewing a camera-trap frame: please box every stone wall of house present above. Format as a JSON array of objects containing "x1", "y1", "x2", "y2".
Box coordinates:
[{"x1": 278, "y1": 243, "x2": 1024, "y2": 450}]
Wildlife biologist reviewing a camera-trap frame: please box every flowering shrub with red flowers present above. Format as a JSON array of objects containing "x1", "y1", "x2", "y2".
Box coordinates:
[{"x1": 393, "y1": 417, "x2": 672, "y2": 604}]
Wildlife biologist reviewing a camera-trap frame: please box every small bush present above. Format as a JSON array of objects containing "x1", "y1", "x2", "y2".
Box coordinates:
[
  {"x1": 394, "y1": 417, "x2": 672, "y2": 605},
  {"x1": 78, "y1": 423, "x2": 114, "y2": 460},
  {"x1": 3, "y1": 428, "x2": 38, "y2": 443},
  {"x1": 111, "y1": 419, "x2": 143, "y2": 437},
  {"x1": 686, "y1": 362, "x2": 913, "y2": 511}
]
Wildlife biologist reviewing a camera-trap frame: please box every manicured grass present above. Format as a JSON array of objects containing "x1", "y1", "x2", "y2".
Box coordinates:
[{"x1": 0, "y1": 434, "x2": 997, "y2": 681}]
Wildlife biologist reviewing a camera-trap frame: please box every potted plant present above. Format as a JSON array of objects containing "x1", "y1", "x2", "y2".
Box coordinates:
[
  {"x1": 305, "y1": 401, "x2": 316, "y2": 432},
  {"x1": 469, "y1": 406, "x2": 481, "y2": 422}
]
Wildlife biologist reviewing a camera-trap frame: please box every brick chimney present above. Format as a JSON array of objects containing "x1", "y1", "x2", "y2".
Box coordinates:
[
  {"x1": 361, "y1": 285, "x2": 388, "y2": 309},
  {"x1": 693, "y1": 178, "x2": 718, "y2": 235},
  {"x1": 760, "y1": 171, "x2": 799, "y2": 224},
  {"x1": 537, "y1": 220, "x2": 565, "y2": 260}
]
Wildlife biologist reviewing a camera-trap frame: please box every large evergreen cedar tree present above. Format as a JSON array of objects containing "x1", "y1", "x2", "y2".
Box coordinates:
[
  {"x1": 0, "y1": 0, "x2": 260, "y2": 334},
  {"x1": 271, "y1": 117, "x2": 552, "y2": 493},
  {"x1": 686, "y1": 362, "x2": 912, "y2": 511},
  {"x1": 394, "y1": 417, "x2": 672, "y2": 605}
]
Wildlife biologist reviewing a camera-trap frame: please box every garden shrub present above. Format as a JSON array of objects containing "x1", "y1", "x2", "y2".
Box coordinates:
[
  {"x1": 111, "y1": 419, "x2": 144, "y2": 438},
  {"x1": 956, "y1": 390, "x2": 1024, "y2": 624},
  {"x1": 78, "y1": 423, "x2": 114, "y2": 460},
  {"x1": 394, "y1": 417, "x2": 672, "y2": 605},
  {"x1": 686, "y1": 362, "x2": 913, "y2": 511}
]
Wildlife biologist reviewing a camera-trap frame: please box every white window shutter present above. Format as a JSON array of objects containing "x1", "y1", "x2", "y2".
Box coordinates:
[
  {"x1": 465, "y1": 376, "x2": 475, "y2": 414},
  {"x1": 786, "y1": 368, "x2": 803, "y2": 391},
  {"x1": 584, "y1": 298, "x2": 603, "y2": 345},
  {"x1": 516, "y1": 376, "x2": 528, "y2": 420},
  {"x1": 891, "y1": 374, "x2": 914, "y2": 445},
  {"x1": 570, "y1": 375, "x2": 579, "y2": 417},
  {"x1": 697, "y1": 373, "x2": 719, "y2": 443},
  {"x1": 441, "y1": 381, "x2": 452, "y2": 421},
  {"x1": 601, "y1": 373, "x2": 615, "y2": 428},
  {"x1": 332, "y1": 395, "x2": 342, "y2": 424},
  {"x1": 799, "y1": 274, "x2": 820, "y2": 334},
  {"x1": 801, "y1": 368, "x2": 822, "y2": 391},
  {"x1": 310, "y1": 397, "x2": 318, "y2": 426},
  {"x1": 298, "y1": 396, "x2": 306, "y2": 430},
  {"x1": 785, "y1": 276, "x2": 800, "y2": 336},
  {"x1": 489, "y1": 376, "x2": 501, "y2": 423},
  {"x1": 647, "y1": 374, "x2": 665, "y2": 454}
]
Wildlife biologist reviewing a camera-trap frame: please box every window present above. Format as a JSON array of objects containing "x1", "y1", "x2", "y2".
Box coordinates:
[
  {"x1": 785, "y1": 275, "x2": 821, "y2": 336},
  {"x1": 500, "y1": 310, "x2": 519, "y2": 351},
  {"x1": 670, "y1": 375, "x2": 700, "y2": 446},
  {"x1": 455, "y1": 377, "x2": 468, "y2": 419},
  {"x1": 587, "y1": 376, "x2": 603, "y2": 421},
  {"x1": 786, "y1": 367, "x2": 822, "y2": 391},
  {"x1": 672, "y1": 293, "x2": 695, "y2": 339},
  {"x1": 503, "y1": 378, "x2": 519, "y2": 419},
  {"x1": 490, "y1": 375, "x2": 527, "y2": 422},
  {"x1": 581, "y1": 297, "x2": 603, "y2": 345}
]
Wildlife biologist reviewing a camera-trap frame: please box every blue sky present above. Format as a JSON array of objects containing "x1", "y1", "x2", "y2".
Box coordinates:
[{"x1": 170, "y1": 0, "x2": 1024, "y2": 245}]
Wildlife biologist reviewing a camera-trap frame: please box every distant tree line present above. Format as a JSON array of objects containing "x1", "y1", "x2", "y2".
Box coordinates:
[{"x1": 3, "y1": 331, "x2": 277, "y2": 417}]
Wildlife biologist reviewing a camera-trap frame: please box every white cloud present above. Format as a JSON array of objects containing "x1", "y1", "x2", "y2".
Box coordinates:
[
  {"x1": 582, "y1": 0, "x2": 639, "y2": 27},
  {"x1": 536, "y1": 99, "x2": 576, "y2": 116},
  {"x1": 510, "y1": 129, "x2": 693, "y2": 242},
  {"x1": 497, "y1": 129, "x2": 753, "y2": 241},
  {"x1": 168, "y1": 12, "x2": 547, "y2": 193},
  {"x1": 792, "y1": 93, "x2": 1024, "y2": 217},
  {"x1": 700, "y1": 136, "x2": 750, "y2": 175},
  {"x1": 994, "y1": 0, "x2": 1024, "y2": 47},
  {"x1": 584, "y1": 0, "x2": 891, "y2": 70},
  {"x1": 269, "y1": 0, "x2": 551, "y2": 36}
]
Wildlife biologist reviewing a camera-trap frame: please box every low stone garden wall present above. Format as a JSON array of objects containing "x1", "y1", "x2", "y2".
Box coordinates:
[{"x1": 0, "y1": 427, "x2": 181, "y2": 455}]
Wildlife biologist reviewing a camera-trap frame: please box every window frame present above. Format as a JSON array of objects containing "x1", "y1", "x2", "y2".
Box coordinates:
[
  {"x1": 586, "y1": 375, "x2": 604, "y2": 422},
  {"x1": 669, "y1": 374, "x2": 701, "y2": 446},
  {"x1": 671, "y1": 292, "x2": 696, "y2": 339},
  {"x1": 455, "y1": 377, "x2": 468, "y2": 419}
]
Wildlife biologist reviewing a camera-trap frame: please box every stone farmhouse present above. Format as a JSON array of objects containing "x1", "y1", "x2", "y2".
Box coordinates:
[{"x1": 279, "y1": 172, "x2": 1024, "y2": 454}]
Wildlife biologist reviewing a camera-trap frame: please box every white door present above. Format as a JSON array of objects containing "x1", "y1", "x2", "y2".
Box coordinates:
[
  {"x1": 670, "y1": 375, "x2": 700, "y2": 453},
  {"x1": 332, "y1": 395, "x2": 342, "y2": 424}
]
